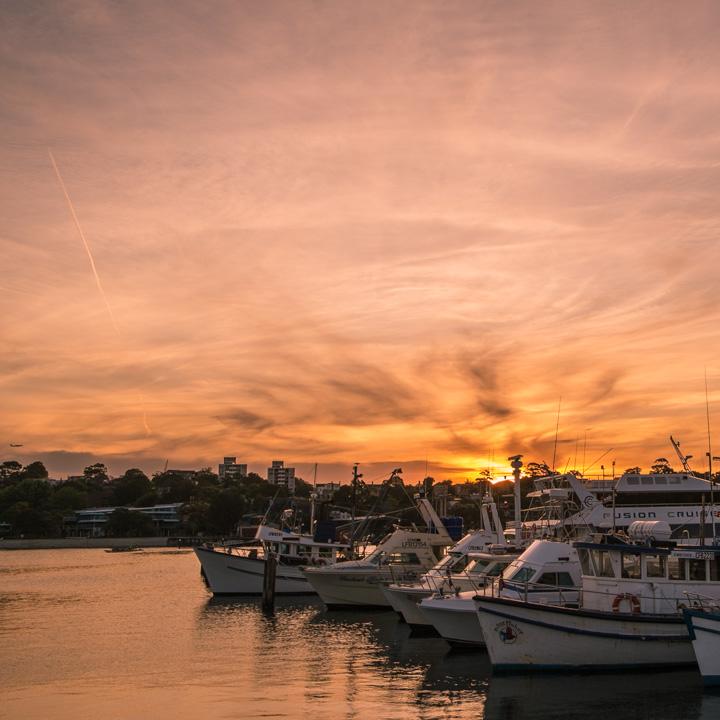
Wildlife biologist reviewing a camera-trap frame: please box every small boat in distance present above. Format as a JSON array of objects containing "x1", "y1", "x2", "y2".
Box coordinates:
[{"x1": 105, "y1": 545, "x2": 142, "y2": 553}]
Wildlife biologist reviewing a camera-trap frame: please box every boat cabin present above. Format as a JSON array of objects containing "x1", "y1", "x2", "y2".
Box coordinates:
[{"x1": 576, "y1": 533, "x2": 720, "y2": 614}]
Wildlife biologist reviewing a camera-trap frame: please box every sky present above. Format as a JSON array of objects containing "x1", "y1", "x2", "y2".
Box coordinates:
[{"x1": 2, "y1": 0, "x2": 720, "y2": 483}]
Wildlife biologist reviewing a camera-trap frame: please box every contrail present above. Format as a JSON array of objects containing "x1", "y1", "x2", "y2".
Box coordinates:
[
  {"x1": 139, "y1": 392, "x2": 153, "y2": 436},
  {"x1": 48, "y1": 149, "x2": 120, "y2": 334}
]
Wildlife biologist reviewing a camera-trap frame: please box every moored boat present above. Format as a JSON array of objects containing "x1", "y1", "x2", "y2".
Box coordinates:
[
  {"x1": 420, "y1": 540, "x2": 581, "y2": 648},
  {"x1": 195, "y1": 524, "x2": 351, "y2": 596},
  {"x1": 476, "y1": 522, "x2": 720, "y2": 672},
  {"x1": 684, "y1": 604, "x2": 720, "y2": 686}
]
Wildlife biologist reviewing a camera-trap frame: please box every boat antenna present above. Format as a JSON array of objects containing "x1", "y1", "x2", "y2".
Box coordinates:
[
  {"x1": 669, "y1": 435, "x2": 693, "y2": 473},
  {"x1": 551, "y1": 396, "x2": 562, "y2": 471},
  {"x1": 312, "y1": 462, "x2": 318, "y2": 489},
  {"x1": 705, "y1": 369, "x2": 716, "y2": 539}
]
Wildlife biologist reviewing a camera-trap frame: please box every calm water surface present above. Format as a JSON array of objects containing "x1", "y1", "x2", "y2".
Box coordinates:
[{"x1": 1, "y1": 550, "x2": 720, "y2": 720}]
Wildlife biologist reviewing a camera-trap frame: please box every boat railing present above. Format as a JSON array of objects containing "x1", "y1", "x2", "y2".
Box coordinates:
[
  {"x1": 486, "y1": 576, "x2": 579, "y2": 606},
  {"x1": 683, "y1": 591, "x2": 720, "y2": 611}
]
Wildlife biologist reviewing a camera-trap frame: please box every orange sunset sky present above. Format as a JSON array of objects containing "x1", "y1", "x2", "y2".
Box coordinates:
[{"x1": 2, "y1": 1, "x2": 720, "y2": 483}]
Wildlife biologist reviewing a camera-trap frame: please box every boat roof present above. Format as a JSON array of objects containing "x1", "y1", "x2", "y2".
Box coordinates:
[{"x1": 614, "y1": 472, "x2": 715, "y2": 493}]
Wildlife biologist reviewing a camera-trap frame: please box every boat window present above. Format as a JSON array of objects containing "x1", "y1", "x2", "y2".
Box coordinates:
[
  {"x1": 667, "y1": 556, "x2": 683, "y2": 580},
  {"x1": 508, "y1": 566, "x2": 535, "y2": 583},
  {"x1": 536, "y1": 572, "x2": 557, "y2": 587},
  {"x1": 279, "y1": 543, "x2": 291, "y2": 555},
  {"x1": 626, "y1": 477, "x2": 640, "y2": 485},
  {"x1": 688, "y1": 559, "x2": 707, "y2": 582},
  {"x1": 436, "y1": 555, "x2": 455, "y2": 570},
  {"x1": 557, "y1": 572, "x2": 575, "y2": 587},
  {"x1": 578, "y1": 548, "x2": 594, "y2": 576},
  {"x1": 645, "y1": 554, "x2": 666, "y2": 578},
  {"x1": 386, "y1": 552, "x2": 421, "y2": 565},
  {"x1": 621, "y1": 553, "x2": 641, "y2": 579},
  {"x1": 451, "y1": 555, "x2": 471, "y2": 572},
  {"x1": 709, "y1": 558, "x2": 720, "y2": 581},
  {"x1": 641, "y1": 477, "x2": 654, "y2": 485},
  {"x1": 484, "y1": 562, "x2": 509, "y2": 577},
  {"x1": 591, "y1": 549, "x2": 615, "y2": 578},
  {"x1": 669, "y1": 477, "x2": 682, "y2": 484},
  {"x1": 654, "y1": 477, "x2": 667, "y2": 484},
  {"x1": 466, "y1": 560, "x2": 489, "y2": 574}
]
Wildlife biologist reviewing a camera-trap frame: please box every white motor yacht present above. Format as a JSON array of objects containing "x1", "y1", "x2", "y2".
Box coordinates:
[
  {"x1": 381, "y1": 495, "x2": 514, "y2": 628},
  {"x1": 420, "y1": 540, "x2": 581, "y2": 648},
  {"x1": 302, "y1": 495, "x2": 454, "y2": 609}
]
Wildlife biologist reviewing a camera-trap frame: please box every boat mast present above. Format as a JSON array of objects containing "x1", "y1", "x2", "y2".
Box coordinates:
[
  {"x1": 705, "y1": 370, "x2": 716, "y2": 540},
  {"x1": 509, "y1": 455, "x2": 523, "y2": 540}
]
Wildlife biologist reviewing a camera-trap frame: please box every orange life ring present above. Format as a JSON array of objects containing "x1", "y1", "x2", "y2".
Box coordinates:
[{"x1": 612, "y1": 593, "x2": 641, "y2": 614}]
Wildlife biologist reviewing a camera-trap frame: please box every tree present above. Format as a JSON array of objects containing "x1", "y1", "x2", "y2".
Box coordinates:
[
  {"x1": 524, "y1": 462, "x2": 554, "y2": 478},
  {"x1": 293, "y1": 477, "x2": 313, "y2": 498},
  {"x1": 21, "y1": 461, "x2": 48, "y2": 479},
  {"x1": 111, "y1": 469, "x2": 151, "y2": 506},
  {"x1": 0, "y1": 461, "x2": 22, "y2": 483},
  {"x1": 624, "y1": 466, "x2": 642, "y2": 475},
  {"x1": 84, "y1": 463, "x2": 109, "y2": 484},
  {"x1": 206, "y1": 487, "x2": 245, "y2": 534},
  {"x1": 105, "y1": 508, "x2": 155, "y2": 537},
  {"x1": 153, "y1": 471, "x2": 196, "y2": 502},
  {"x1": 650, "y1": 458, "x2": 674, "y2": 474}
]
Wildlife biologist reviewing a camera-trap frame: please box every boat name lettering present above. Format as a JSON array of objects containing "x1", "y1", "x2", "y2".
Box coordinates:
[
  {"x1": 401, "y1": 540, "x2": 427, "y2": 548},
  {"x1": 675, "y1": 551, "x2": 714, "y2": 560}
]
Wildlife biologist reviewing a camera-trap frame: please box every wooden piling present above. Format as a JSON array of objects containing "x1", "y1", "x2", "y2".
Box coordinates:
[{"x1": 262, "y1": 552, "x2": 277, "y2": 613}]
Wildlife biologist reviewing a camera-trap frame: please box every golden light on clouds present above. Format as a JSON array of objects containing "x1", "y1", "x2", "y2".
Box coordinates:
[{"x1": 2, "y1": 1, "x2": 720, "y2": 481}]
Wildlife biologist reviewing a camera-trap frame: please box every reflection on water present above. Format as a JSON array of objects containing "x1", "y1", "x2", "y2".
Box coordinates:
[{"x1": 1, "y1": 550, "x2": 719, "y2": 719}]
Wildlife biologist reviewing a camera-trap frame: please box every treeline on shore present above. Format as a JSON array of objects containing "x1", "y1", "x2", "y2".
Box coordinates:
[{"x1": 0, "y1": 457, "x2": 688, "y2": 539}]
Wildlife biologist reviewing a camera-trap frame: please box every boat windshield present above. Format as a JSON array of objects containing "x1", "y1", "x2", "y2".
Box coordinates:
[{"x1": 507, "y1": 565, "x2": 535, "y2": 583}]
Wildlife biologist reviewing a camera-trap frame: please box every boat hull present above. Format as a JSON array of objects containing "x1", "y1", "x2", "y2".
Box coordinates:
[
  {"x1": 419, "y1": 594, "x2": 485, "y2": 647},
  {"x1": 194, "y1": 547, "x2": 315, "y2": 596},
  {"x1": 684, "y1": 609, "x2": 720, "y2": 686},
  {"x1": 476, "y1": 596, "x2": 696, "y2": 672},
  {"x1": 381, "y1": 585, "x2": 434, "y2": 626},
  {"x1": 302, "y1": 567, "x2": 400, "y2": 608}
]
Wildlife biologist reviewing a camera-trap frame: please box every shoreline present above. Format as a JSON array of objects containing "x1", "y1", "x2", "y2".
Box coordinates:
[{"x1": 0, "y1": 537, "x2": 174, "y2": 550}]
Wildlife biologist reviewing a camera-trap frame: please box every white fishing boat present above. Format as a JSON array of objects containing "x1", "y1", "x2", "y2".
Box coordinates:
[
  {"x1": 384, "y1": 547, "x2": 517, "y2": 630},
  {"x1": 420, "y1": 540, "x2": 581, "y2": 647},
  {"x1": 381, "y1": 493, "x2": 512, "y2": 627},
  {"x1": 476, "y1": 521, "x2": 720, "y2": 672},
  {"x1": 302, "y1": 494, "x2": 454, "y2": 609},
  {"x1": 194, "y1": 523, "x2": 351, "y2": 596},
  {"x1": 683, "y1": 603, "x2": 720, "y2": 686}
]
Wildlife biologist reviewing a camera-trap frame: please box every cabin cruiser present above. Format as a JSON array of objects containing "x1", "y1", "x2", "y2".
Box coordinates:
[
  {"x1": 381, "y1": 494, "x2": 515, "y2": 628},
  {"x1": 419, "y1": 540, "x2": 581, "y2": 647},
  {"x1": 302, "y1": 495, "x2": 454, "y2": 609},
  {"x1": 475, "y1": 521, "x2": 720, "y2": 672},
  {"x1": 194, "y1": 521, "x2": 351, "y2": 596}
]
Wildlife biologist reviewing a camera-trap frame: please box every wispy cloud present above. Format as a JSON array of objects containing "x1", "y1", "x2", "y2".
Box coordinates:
[{"x1": 2, "y1": 1, "x2": 720, "y2": 480}]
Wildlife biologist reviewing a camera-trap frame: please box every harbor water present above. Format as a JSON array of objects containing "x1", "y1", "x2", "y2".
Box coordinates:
[{"x1": 2, "y1": 550, "x2": 720, "y2": 720}]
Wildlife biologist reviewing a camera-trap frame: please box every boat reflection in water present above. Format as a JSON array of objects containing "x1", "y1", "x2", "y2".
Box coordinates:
[
  {"x1": 197, "y1": 596, "x2": 489, "y2": 719},
  {"x1": 197, "y1": 595, "x2": 720, "y2": 720},
  {"x1": 485, "y1": 671, "x2": 720, "y2": 720}
]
